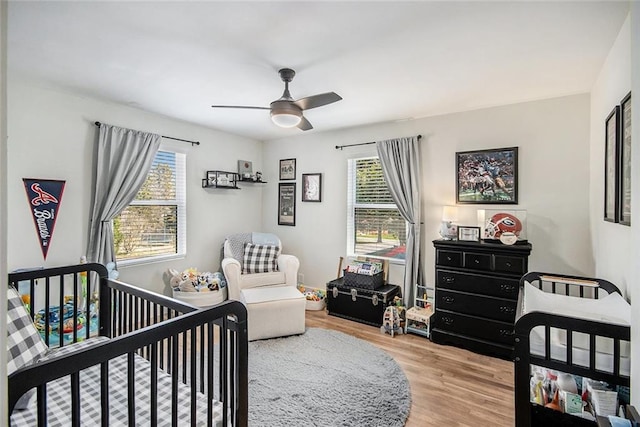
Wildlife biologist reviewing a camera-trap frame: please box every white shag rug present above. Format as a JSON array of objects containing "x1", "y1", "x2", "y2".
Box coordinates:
[{"x1": 248, "y1": 327, "x2": 411, "y2": 427}]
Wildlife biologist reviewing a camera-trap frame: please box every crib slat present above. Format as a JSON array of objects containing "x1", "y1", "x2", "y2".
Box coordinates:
[
  {"x1": 100, "y1": 361, "x2": 109, "y2": 427},
  {"x1": 191, "y1": 327, "x2": 197, "y2": 426},
  {"x1": 589, "y1": 334, "x2": 596, "y2": 371},
  {"x1": 44, "y1": 277, "x2": 51, "y2": 346},
  {"x1": 71, "y1": 372, "x2": 81, "y2": 426},
  {"x1": 127, "y1": 352, "x2": 136, "y2": 425},
  {"x1": 566, "y1": 329, "x2": 573, "y2": 366},
  {"x1": 221, "y1": 317, "x2": 228, "y2": 427},
  {"x1": 230, "y1": 317, "x2": 237, "y2": 426},
  {"x1": 37, "y1": 384, "x2": 47, "y2": 427},
  {"x1": 58, "y1": 274, "x2": 64, "y2": 348},
  {"x1": 614, "y1": 339, "x2": 621, "y2": 376},
  {"x1": 171, "y1": 334, "x2": 179, "y2": 426},
  {"x1": 151, "y1": 342, "x2": 159, "y2": 425},
  {"x1": 207, "y1": 322, "x2": 215, "y2": 427}
]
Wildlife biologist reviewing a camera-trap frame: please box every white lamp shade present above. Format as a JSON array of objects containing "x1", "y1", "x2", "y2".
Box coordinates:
[{"x1": 442, "y1": 205, "x2": 458, "y2": 222}]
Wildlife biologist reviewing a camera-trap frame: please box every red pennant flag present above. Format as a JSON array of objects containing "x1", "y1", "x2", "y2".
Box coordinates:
[{"x1": 23, "y1": 178, "x2": 66, "y2": 260}]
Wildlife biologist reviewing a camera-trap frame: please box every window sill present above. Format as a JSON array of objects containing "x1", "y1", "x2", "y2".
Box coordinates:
[{"x1": 117, "y1": 253, "x2": 186, "y2": 268}]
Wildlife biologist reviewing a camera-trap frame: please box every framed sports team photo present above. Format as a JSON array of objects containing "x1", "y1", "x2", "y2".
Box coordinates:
[
  {"x1": 456, "y1": 147, "x2": 518, "y2": 204},
  {"x1": 302, "y1": 173, "x2": 322, "y2": 202}
]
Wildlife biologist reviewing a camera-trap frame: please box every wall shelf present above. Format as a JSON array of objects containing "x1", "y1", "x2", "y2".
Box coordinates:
[{"x1": 202, "y1": 170, "x2": 240, "y2": 189}]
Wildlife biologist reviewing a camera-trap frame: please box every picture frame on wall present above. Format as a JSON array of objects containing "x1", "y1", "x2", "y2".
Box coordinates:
[
  {"x1": 618, "y1": 92, "x2": 631, "y2": 226},
  {"x1": 302, "y1": 173, "x2": 322, "y2": 202},
  {"x1": 278, "y1": 182, "x2": 296, "y2": 226},
  {"x1": 456, "y1": 147, "x2": 518, "y2": 204},
  {"x1": 604, "y1": 105, "x2": 620, "y2": 223},
  {"x1": 279, "y1": 158, "x2": 296, "y2": 181}
]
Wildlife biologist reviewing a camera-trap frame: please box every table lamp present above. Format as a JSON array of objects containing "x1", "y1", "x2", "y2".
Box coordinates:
[{"x1": 439, "y1": 205, "x2": 458, "y2": 240}]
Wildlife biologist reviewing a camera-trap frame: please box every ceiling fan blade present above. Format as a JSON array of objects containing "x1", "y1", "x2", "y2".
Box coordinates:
[
  {"x1": 297, "y1": 116, "x2": 313, "y2": 131},
  {"x1": 211, "y1": 105, "x2": 270, "y2": 110},
  {"x1": 294, "y1": 92, "x2": 342, "y2": 111}
]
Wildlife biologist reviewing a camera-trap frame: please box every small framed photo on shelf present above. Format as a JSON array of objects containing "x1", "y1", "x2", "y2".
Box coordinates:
[
  {"x1": 302, "y1": 173, "x2": 322, "y2": 202},
  {"x1": 206, "y1": 171, "x2": 217, "y2": 186},
  {"x1": 457, "y1": 226, "x2": 481, "y2": 242},
  {"x1": 278, "y1": 182, "x2": 296, "y2": 226},
  {"x1": 279, "y1": 158, "x2": 296, "y2": 181}
]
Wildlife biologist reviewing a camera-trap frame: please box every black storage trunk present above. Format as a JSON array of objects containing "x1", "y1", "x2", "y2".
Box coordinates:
[{"x1": 326, "y1": 278, "x2": 401, "y2": 326}]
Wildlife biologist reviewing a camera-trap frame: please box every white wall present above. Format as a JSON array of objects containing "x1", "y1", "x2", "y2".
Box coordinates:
[
  {"x1": 7, "y1": 78, "x2": 265, "y2": 294},
  {"x1": 590, "y1": 15, "x2": 633, "y2": 297},
  {"x1": 263, "y1": 94, "x2": 592, "y2": 290}
]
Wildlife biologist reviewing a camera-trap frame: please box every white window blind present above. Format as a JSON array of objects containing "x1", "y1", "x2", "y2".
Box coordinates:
[
  {"x1": 347, "y1": 157, "x2": 406, "y2": 261},
  {"x1": 114, "y1": 150, "x2": 186, "y2": 263}
]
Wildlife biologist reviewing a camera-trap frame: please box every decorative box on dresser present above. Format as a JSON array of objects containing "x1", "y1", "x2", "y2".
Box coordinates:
[{"x1": 431, "y1": 239, "x2": 532, "y2": 359}]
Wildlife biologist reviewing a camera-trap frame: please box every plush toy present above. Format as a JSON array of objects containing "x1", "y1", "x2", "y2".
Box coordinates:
[{"x1": 168, "y1": 268, "x2": 197, "y2": 292}]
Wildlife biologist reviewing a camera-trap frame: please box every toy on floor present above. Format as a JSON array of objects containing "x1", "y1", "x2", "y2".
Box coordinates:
[{"x1": 380, "y1": 305, "x2": 403, "y2": 337}]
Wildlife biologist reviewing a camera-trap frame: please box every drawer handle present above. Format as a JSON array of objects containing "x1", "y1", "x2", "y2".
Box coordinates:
[
  {"x1": 499, "y1": 306, "x2": 515, "y2": 314},
  {"x1": 441, "y1": 316, "x2": 454, "y2": 326},
  {"x1": 474, "y1": 259, "x2": 480, "y2": 264},
  {"x1": 505, "y1": 262, "x2": 512, "y2": 268},
  {"x1": 499, "y1": 329, "x2": 515, "y2": 337},
  {"x1": 446, "y1": 256, "x2": 452, "y2": 261},
  {"x1": 500, "y1": 284, "x2": 516, "y2": 293},
  {"x1": 442, "y1": 296, "x2": 455, "y2": 304},
  {"x1": 443, "y1": 276, "x2": 455, "y2": 284}
]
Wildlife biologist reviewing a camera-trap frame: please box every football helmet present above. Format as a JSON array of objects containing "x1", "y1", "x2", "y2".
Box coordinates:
[{"x1": 485, "y1": 212, "x2": 522, "y2": 239}]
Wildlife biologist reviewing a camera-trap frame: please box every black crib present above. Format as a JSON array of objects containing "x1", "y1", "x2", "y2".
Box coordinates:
[{"x1": 8, "y1": 263, "x2": 248, "y2": 427}]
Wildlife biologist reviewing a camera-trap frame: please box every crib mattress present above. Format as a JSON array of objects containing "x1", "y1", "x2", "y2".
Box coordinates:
[
  {"x1": 10, "y1": 345, "x2": 224, "y2": 427},
  {"x1": 529, "y1": 327, "x2": 631, "y2": 377}
]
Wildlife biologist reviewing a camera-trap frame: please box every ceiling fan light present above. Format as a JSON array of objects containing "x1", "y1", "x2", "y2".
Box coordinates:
[{"x1": 271, "y1": 111, "x2": 302, "y2": 128}]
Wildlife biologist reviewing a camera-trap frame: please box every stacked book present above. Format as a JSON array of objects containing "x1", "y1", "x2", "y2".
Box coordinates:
[
  {"x1": 345, "y1": 260, "x2": 383, "y2": 276},
  {"x1": 584, "y1": 378, "x2": 618, "y2": 416}
]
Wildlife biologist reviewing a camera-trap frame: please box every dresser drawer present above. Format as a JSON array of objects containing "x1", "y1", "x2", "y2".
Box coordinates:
[
  {"x1": 463, "y1": 252, "x2": 491, "y2": 271},
  {"x1": 436, "y1": 269, "x2": 519, "y2": 299},
  {"x1": 436, "y1": 289, "x2": 517, "y2": 322},
  {"x1": 436, "y1": 249, "x2": 462, "y2": 267},
  {"x1": 434, "y1": 310, "x2": 515, "y2": 345},
  {"x1": 494, "y1": 255, "x2": 526, "y2": 274}
]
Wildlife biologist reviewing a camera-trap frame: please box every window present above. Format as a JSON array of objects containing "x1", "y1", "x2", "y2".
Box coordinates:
[
  {"x1": 347, "y1": 157, "x2": 406, "y2": 261},
  {"x1": 114, "y1": 150, "x2": 186, "y2": 263}
]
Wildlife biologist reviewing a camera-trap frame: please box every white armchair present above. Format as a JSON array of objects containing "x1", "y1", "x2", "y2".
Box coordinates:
[{"x1": 221, "y1": 233, "x2": 305, "y2": 341}]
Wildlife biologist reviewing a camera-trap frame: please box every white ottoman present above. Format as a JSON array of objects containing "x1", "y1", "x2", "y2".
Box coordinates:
[{"x1": 240, "y1": 286, "x2": 306, "y2": 341}]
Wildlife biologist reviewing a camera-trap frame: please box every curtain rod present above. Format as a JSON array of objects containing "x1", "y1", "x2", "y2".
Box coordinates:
[
  {"x1": 94, "y1": 122, "x2": 200, "y2": 146},
  {"x1": 335, "y1": 134, "x2": 422, "y2": 150}
]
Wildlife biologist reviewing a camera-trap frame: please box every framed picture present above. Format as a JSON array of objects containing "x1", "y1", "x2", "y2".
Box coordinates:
[
  {"x1": 604, "y1": 106, "x2": 620, "y2": 223},
  {"x1": 302, "y1": 173, "x2": 322, "y2": 202},
  {"x1": 618, "y1": 92, "x2": 631, "y2": 226},
  {"x1": 279, "y1": 158, "x2": 296, "y2": 181},
  {"x1": 456, "y1": 147, "x2": 518, "y2": 204},
  {"x1": 457, "y1": 226, "x2": 481, "y2": 242},
  {"x1": 278, "y1": 183, "x2": 296, "y2": 226}
]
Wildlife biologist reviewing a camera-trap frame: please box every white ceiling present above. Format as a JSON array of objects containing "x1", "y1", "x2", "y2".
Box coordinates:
[{"x1": 7, "y1": 1, "x2": 630, "y2": 141}]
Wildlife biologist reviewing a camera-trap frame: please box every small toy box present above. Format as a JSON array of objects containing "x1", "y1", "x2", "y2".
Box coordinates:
[{"x1": 297, "y1": 285, "x2": 326, "y2": 311}]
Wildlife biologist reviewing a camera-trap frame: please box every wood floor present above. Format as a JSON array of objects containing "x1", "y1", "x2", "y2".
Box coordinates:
[{"x1": 305, "y1": 310, "x2": 515, "y2": 426}]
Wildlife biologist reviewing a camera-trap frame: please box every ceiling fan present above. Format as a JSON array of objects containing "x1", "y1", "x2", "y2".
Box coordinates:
[{"x1": 211, "y1": 68, "x2": 342, "y2": 131}]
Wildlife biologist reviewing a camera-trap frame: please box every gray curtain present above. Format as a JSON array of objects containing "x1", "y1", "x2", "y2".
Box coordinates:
[
  {"x1": 86, "y1": 123, "x2": 161, "y2": 266},
  {"x1": 376, "y1": 136, "x2": 422, "y2": 307}
]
